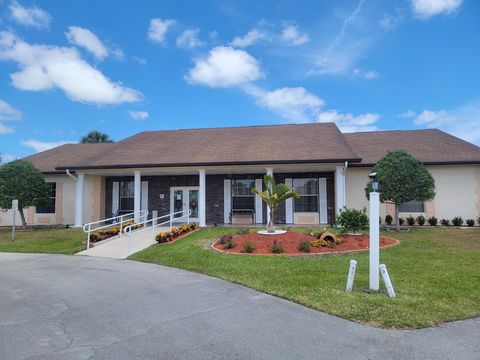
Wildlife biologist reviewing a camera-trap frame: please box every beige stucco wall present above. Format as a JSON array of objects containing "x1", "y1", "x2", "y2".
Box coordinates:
[
  {"x1": 345, "y1": 165, "x2": 480, "y2": 223},
  {"x1": 0, "y1": 174, "x2": 103, "y2": 227}
]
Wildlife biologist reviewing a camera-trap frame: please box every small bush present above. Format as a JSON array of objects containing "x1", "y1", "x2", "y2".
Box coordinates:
[
  {"x1": 385, "y1": 215, "x2": 393, "y2": 225},
  {"x1": 218, "y1": 234, "x2": 233, "y2": 245},
  {"x1": 451, "y1": 217, "x2": 464, "y2": 227},
  {"x1": 297, "y1": 239, "x2": 311, "y2": 253},
  {"x1": 399, "y1": 217, "x2": 404, "y2": 226},
  {"x1": 336, "y1": 208, "x2": 368, "y2": 234},
  {"x1": 428, "y1": 216, "x2": 438, "y2": 226},
  {"x1": 224, "y1": 240, "x2": 236, "y2": 249},
  {"x1": 441, "y1": 219, "x2": 450, "y2": 226},
  {"x1": 236, "y1": 228, "x2": 250, "y2": 235},
  {"x1": 241, "y1": 241, "x2": 256, "y2": 253},
  {"x1": 406, "y1": 215, "x2": 415, "y2": 226},
  {"x1": 270, "y1": 240, "x2": 284, "y2": 254},
  {"x1": 417, "y1": 215, "x2": 426, "y2": 226},
  {"x1": 466, "y1": 219, "x2": 475, "y2": 227}
]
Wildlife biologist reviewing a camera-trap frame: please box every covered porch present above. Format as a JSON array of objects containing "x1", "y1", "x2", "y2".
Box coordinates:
[{"x1": 72, "y1": 163, "x2": 348, "y2": 227}]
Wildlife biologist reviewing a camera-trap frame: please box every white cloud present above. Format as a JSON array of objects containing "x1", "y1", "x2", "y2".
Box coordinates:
[
  {"x1": 65, "y1": 26, "x2": 109, "y2": 61},
  {"x1": 410, "y1": 0, "x2": 462, "y2": 19},
  {"x1": 317, "y1": 110, "x2": 380, "y2": 132},
  {"x1": 21, "y1": 139, "x2": 73, "y2": 153},
  {"x1": 412, "y1": 100, "x2": 480, "y2": 145},
  {"x1": 379, "y1": 12, "x2": 402, "y2": 30},
  {"x1": 185, "y1": 46, "x2": 262, "y2": 88},
  {"x1": 0, "y1": 99, "x2": 22, "y2": 134},
  {"x1": 0, "y1": 153, "x2": 17, "y2": 163},
  {"x1": 280, "y1": 25, "x2": 310, "y2": 45},
  {"x1": 0, "y1": 99, "x2": 22, "y2": 121},
  {"x1": 176, "y1": 28, "x2": 204, "y2": 49},
  {"x1": 133, "y1": 56, "x2": 147, "y2": 65},
  {"x1": 148, "y1": 18, "x2": 176, "y2": 44},
  {"x1": 310, "y1": 0, "x2": 373, "y2": 75},
  {"x1": 231, "y1": 29, "x2": 267, "y2": 48},
  {"x1": 258, "y1": 87, "x2": 324, "y2": 122},
  {"x1": 400, "y1": 110, "x2": 416, "y2": 118},
  {"x1": 0, "y1": 31, "x2": 140, "y2": 105},
  {"x1": 128, "y1": 110, "x2": 149, "y2": 120},
  {"x1": 353, "y1": 68, "x2": 380, "y2": 79},
  {"x1": 9, "y1": 0, "x2": 51, "y2": 29}
]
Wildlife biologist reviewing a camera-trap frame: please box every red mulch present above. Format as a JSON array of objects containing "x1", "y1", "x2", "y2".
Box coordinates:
[{"x1": 212, "y1": 231, "x2": 398, "y2": 255}]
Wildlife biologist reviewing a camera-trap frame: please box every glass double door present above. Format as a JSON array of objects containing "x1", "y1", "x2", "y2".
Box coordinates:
[{"x1": 170, "y1": 187, "x2": 199, "y2": 222}]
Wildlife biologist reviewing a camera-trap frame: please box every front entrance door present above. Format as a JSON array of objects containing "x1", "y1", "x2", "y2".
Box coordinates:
[{"x1": 170, "y1": 187, "x2": 199, "y2": 223}]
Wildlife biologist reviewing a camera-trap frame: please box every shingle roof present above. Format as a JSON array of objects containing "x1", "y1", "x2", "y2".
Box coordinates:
[
  {"x1": 21, "y1": 124, "x2": 480, "y2": 173},
  {"x1": 344, "y1": 129, "x2": 480, "y2": 166}
]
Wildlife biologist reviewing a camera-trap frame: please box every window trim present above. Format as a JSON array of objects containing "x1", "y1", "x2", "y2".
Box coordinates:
[
  {"x1": 119, "y1": 181, "x2": 135, "y2": 212},
  {"x1": 293, "y1": 178, "x2": 319, "y2": 213},
  {"x1": 36, "y1": 182, "x2": 56, "y2": 214},
  {"x1": 231, "y1": 179, "x2": 255, "y2": 211}
]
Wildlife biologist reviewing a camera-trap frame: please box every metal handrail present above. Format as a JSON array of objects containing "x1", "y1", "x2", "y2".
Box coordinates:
[
  {"x1": 124, "y1": 209, "x2": 192, "y2": 256},
  {"x1": 82, "y1": 209, "x2": 148, "y2": 250}
]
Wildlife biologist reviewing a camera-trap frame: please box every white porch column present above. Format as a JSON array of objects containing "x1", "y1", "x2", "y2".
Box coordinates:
[
  {"x1": 266, "y1": 167, "x2": 273, "y2": 224},
  {"x1": 74, "y1": 173, "x2": 85, "y2": 228},
  {"x1": 199, "y1": 169, "x2": 206, "y2": 227},
  {"x1": 134, "y1": 171, "x2": 141, "y2": 223},
  {"x1": 335, "y1": 166, "x2": 345, "y2": 215}
]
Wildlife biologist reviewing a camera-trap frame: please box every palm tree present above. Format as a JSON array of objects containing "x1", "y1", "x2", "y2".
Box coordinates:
[
  {"x1": 80, "y1": 131, "x2": 113, "y2": 144},
  {"x1": 252, "y1": 175, "x2": 299, "y2": 232}
]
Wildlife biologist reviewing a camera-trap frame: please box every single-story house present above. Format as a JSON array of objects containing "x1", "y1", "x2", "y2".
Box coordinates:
[{"x1": 1, "y1": 123, "x2": 480, "y2": 227}]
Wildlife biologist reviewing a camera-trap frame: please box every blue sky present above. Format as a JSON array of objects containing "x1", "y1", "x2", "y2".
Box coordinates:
[{"x1": 0, "y1": 0, "x2": 479, "y2": 161}]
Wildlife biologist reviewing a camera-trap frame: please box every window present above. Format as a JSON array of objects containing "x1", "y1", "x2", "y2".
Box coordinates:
[
  {"x1": 119, "y1": 181, "x2": 134, "y2": 211},
  {"x1": 293, "y1": 178, "x2": 318, "y2": 213},
  {"x1": 399, "y1": 200, "x2": 424, "y2": 212},
  {"x1": 37, "y1": 182, "x2": 56, "y2": 214},
  {"x1": 231, "y1": 179, "x2": 255, "y2": 210}
]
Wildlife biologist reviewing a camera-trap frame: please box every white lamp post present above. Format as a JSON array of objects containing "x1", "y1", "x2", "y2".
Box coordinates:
[{"x1": 369, "y1": 172, "x2": 380, "y2": 291}]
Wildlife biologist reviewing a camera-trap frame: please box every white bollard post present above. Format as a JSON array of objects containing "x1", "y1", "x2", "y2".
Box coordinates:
[
  {"x1": 369, "y1": 191, "x2": 380, "y2": 291},
  {"x1": 346, "y1": 259, "x2": 357, "y2": 293},
  {"x1": 380, "y1": 264, "x2": 396, "y2": 298},
  {"x1": 11, "y1": 199, "x2": 18, "y2": 242}
]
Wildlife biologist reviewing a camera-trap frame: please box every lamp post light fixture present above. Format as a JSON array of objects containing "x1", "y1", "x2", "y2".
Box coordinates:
[{"x1": 368, "y1": 172, "x2": 380, "y2": 291}]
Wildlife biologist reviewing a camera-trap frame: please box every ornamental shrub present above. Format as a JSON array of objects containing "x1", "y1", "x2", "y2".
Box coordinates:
[
  {"x1": 451, "y1": 217, "x2": 464, "y2": 227},
  {"x1": 297, "y1": 239, "x2": 311, "y2": 253},
  {"x1": 466, "y1": 219, "x2": 475, "y2": 227},
  {"x1": 218, "y1": 234, "x2": 233, "y2": 245},
  {"x1": 416, "y1": 215, "x2": 426, "y2": 226},
  {"x1": 224, "y1": 240, "x2": 236, "y2": 249},
  {"x1": 441, "y1": 219, "x2": 450, "y2": 226},
  {"x1": 428, "y1": 216, "x2": 438, "y2": 226},
  {"x1": 236, "y1": 228, "x2": 250, "y2": 235},
  {"x1": 399, "y1": 217, "x2": 404, "y2": 226},
  {"x1": 336, "y1": 208, "x2": 368, "y2": 234},
  {"x1": 241, "y1": 241, "x2": 256, "y2": 253},
  {"x1": 270, "y1": 240, "x2": 284, "y2": 254},
  {"x1": 385, "y1": 215, "x2": 393, "y2": 225},
  {"x1": 406, "y1": 215, "x2": 416, "y2": 226}
]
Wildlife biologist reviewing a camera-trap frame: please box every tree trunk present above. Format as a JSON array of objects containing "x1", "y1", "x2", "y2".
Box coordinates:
[
  {"x1": 267, "y1": 208, "x2": 275, "y2": 232},
  {"x1": 395, "y1": 204, "x2": 400, "y2": 231},
  {"x1": 18, "y1": 207, "x2": 28, "y2": 230}
]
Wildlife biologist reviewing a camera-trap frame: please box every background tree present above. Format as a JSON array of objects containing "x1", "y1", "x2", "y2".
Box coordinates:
[
  {"x1": 0, "y1": 160, "x2": 50, "y2": 229},
  {"x1": 252, "y1": 175, "x2": 299, "y2": 232},
  {"x1": 365, "y1": 150, "x2": 435, "y2": 231},
  {"x1": 80, "y1": 130, "x2": 113, "y2": 143}
]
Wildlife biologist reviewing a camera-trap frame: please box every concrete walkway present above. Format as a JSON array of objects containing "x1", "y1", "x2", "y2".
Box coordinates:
[
  {"x1": 76, "y1": 227, "x2": 170, "y2": 259},
  {"x1": 0, "y1": 253, "x2": 478, "y2": 360}
]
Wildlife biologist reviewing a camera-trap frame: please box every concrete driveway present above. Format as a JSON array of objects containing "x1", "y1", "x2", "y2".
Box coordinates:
[{"x1": 0, "y1": 253, "x2": 478, "y2": 360}]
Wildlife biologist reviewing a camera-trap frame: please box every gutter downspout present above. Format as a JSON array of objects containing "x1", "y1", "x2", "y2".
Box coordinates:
[
  {"x1": 66, "y1": 169, "x2": 77, "y2": 182},
  {"x1": 343, "y1": 161, "x2": 348, "y2": 209}
]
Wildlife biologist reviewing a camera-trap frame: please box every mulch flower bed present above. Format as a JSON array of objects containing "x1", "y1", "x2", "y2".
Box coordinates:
[{"x1": 212, "y1": 231, "x2": 398, "y2": 255}]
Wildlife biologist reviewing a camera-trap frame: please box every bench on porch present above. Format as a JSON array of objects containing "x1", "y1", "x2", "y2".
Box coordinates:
[{"x1": 229, "y1": 209, "x2": 255, "y2": 225}]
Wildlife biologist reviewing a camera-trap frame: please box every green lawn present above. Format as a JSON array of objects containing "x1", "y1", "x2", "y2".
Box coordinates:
[
  {"x1": 129, "y1": 227, "x2": 480, "y2": 329},
  {"x1": 0, "y1": 227, "x2": 86, "y2": 255}
]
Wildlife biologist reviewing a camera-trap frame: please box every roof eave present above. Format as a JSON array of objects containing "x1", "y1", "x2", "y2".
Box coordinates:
[{"x1": 55, "y1": 158, "x2": 362, "y2": 171}]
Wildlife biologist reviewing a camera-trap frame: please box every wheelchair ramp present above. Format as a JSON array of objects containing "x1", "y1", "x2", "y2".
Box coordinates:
[{"x1": 76, "y1": 227, "x2": 170, "y2": 259}]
